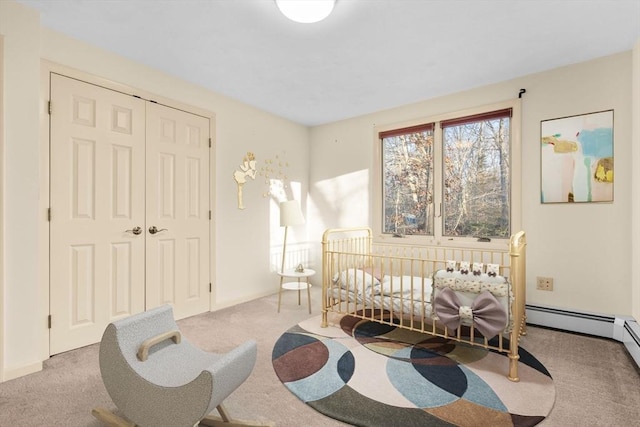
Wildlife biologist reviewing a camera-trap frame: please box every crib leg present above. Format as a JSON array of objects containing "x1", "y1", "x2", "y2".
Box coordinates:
[
  {"x1": 508, "y1": 329, "x2": 520, "y2": 382},
  {"x1": 508, "y1": 352, "x2": 520, "y2": 382}
]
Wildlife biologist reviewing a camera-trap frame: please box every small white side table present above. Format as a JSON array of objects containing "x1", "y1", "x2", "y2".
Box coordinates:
[{"x1": 277, "y1": 268, "x2": 315, "y2": 314}]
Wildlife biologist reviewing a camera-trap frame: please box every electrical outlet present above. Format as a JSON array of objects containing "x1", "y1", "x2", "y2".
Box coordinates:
[{"x1": 536, "y1": 276, "x2": 554, "y2": 291}]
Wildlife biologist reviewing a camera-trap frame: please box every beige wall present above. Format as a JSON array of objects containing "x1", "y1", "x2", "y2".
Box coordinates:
[
  {"x1": 1, "y1": 0, "x2": 637, "y2": 382},
  {"x1": 633, "y1": 39, "x2": 640, "y2": 322},
  {"x1": 310, "y1": 51, "x2": 634, "y2": 317},
  {"x1": 0, "y1": 33, "x2": 4, "y2": 383},
  {"x1": 1, "y1": 0, "x2": 309, "y2": 380},
  {"x1": 0, "y1": 0, "x2": 43, "y2": 380},
  {"x1": 40, "y1": 29, "x2": 311, "y2": 306}
]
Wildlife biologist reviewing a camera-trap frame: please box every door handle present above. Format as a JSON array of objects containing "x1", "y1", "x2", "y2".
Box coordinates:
[
  {"x1": 125, "y1": 226, "x2": 142, "y2": 235},
  {"x1": 148, "y1": 226, "x2": 168, "y2": 235}
]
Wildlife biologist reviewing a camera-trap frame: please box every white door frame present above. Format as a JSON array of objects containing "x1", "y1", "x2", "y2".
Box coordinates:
[
  {"x1": 0, "y1": 35, "x2": 5, "y2": 382},
  {"x1": 39, "y1": 60, "x2": 216, "y2": 358}
]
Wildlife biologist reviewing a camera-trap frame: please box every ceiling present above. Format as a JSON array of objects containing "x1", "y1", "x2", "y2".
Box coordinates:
[{"x1": 18, "y1": 0, "x2": 640, "y2": 126}]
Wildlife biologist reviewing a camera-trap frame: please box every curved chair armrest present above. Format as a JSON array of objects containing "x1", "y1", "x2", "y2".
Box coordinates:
[
  {"x1": 137, "y1": 330, "x2": 182, "y2": 362},
  {"x1": 204, "y1": 340, "x2": 258, "y2": 411}
]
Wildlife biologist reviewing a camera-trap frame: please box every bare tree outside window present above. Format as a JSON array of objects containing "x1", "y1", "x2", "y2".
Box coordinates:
[
  {"x1": 382, "y1": 127, "x2": 434, "y2": 235},
  {"x1": 380, "y1": 108, "x2": 512, "y2": 241},
  {"x1": 443, "y1": 116, "x2": 510, "y2": 238}
]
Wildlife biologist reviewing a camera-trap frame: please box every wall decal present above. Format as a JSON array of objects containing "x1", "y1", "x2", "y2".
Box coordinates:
[
  {"x1": 259, "y1": 153, "x2": 290, "y2": 200},
  {"x1": 541, "y1": 110, "x2": 613, "y2": 203},
  {"x1": 233, "y1": 152, "x2": 257, "y2": 209}
]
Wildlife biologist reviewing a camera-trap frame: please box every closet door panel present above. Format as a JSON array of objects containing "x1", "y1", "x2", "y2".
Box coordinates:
[
  {"x1": 49, "y1": 74, "x2": 146, "y2": 354},
  {"x1": 145, "y1": 102, "x2": 210, "y2": 320}
]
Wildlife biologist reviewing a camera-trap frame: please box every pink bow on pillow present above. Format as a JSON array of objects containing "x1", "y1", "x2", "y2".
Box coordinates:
[{"x1": 434, "y1": 287, "x2": 507, "y2": 339}]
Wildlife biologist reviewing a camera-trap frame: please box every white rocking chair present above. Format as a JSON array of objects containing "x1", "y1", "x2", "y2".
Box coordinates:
[{"x1": 92, "y1": 305, "x2": 272, "y2": 427}]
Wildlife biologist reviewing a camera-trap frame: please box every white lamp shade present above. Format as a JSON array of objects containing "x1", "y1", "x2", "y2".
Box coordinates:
[
  {"x1": 280, "y1": 200, "x2": 305, "y2": 227},
  {"x1": 276, "y1": 0, "x2": 335, "y2": 24}
]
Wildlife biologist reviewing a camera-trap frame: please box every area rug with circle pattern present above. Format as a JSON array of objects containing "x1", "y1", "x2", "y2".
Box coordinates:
[{"x1": 272, "y1": 313, "x2": 555, "y2": 427}]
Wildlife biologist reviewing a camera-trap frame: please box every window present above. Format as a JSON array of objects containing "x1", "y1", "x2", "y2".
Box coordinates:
[
  {"x1": 442, "y1": 109, "x2": 511, "y2": 238},
  {"x1": 376, "y1": 100, "x2": 521, "y2": 244},
  {"x1": 380, "y1": 124, "x2": 434, "y2": 236}
]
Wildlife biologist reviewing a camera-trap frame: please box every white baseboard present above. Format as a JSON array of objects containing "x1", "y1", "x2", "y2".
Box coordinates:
[
  {"x1": 211, "y1": 289, "x2": 276, "y2": 312},
  {"x1": 526, "y1": 304, "x2": 616, "y2": 338},
  {"x1": 2, "y1": 361, "x2": 43, "y2": 382},
  {"x1": 526, "y1": 304, "x2": 640, "y2": 368},
  {"x1": 621, "y1": 319, "x2": 640, "y2": 367}
]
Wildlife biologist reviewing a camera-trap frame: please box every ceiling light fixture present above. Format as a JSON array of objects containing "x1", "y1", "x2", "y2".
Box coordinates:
[{"x1": 276, "y1": 0, "x2": 336, "y2": 24}]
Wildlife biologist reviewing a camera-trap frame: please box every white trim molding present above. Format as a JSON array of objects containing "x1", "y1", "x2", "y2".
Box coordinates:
[
  {"x1": 527, "y1": 304, "x2": 640, "y2": 368},
  {"x1": 2, "y1": 361, "x2": 42, "y2": 382},
  {"x1": 631, "y1": 39, "x2": 640, "y2": 322},
  {"x1": 0, "y1": 34, "x2": 5, "y2": 383},
  {"x1": 621, "y1": 319, "x2": 640, "y2": 367}
]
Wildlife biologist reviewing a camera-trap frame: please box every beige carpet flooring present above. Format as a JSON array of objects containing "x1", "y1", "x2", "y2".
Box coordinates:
[{"x1": 0, "y1": 285, "x2": 639, "y2": 426}]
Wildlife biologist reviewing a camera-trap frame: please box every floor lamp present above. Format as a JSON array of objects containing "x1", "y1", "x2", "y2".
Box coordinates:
[{"x1": 279, "y1": 200, "x2": 305, "y2": 274}]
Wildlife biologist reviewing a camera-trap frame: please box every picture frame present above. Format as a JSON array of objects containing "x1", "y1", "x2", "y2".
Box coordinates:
[{"x1": 540, "y1": 110, "x2": 614, "y2": 203}]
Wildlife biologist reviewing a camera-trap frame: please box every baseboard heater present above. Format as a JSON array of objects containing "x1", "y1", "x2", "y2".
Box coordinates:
[{"x1": 526, "y1": 304, "x2": 640, "y2": 368}]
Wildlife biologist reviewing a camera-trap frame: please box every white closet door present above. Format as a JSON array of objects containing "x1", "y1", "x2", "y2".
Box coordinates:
[
  {"x1": 145, "y1": 102, "x2": 210, "y2": 320},
  {"x1": 49, "y1": 74, "x2": 146, "y2": 354}
]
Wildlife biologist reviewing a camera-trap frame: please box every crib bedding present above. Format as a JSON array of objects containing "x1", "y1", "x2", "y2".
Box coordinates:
[
  {"x1": 330, "y1": 271, "x2": 433, "y2": 318},
  {"x1": 331, "y1": 269, "x2": 512, "y2": 328},
  {"x1": 432, "y1": 269, "x2": 513, "y2": 332},
  {"x1": 321, "y1": 227, "x2": 527, "y2": 382},
  {"x1": 333, "y1": 268, "x2": 432, "y2": 296}
]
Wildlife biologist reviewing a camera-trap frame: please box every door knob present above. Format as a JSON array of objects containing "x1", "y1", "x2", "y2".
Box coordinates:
[
  {"x1": 148, "y1": 226, "x2": 168, "y2": 235},
  {"x1": 125, "y1": 226, "x2": 142, "y2": 235}
]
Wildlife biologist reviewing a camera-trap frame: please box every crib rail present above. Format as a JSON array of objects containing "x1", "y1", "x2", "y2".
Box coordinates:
[{"x1": 321, "y1": 227, "x2": 527, "y2": 382}]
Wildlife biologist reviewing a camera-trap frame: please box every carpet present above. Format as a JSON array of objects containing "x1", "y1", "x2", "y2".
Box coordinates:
[{"x1": 272, "y1": 313, "x2": 555, "y2": 427}]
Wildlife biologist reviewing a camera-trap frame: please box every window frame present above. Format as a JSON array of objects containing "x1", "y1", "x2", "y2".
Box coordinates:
[
  {"x1": 373, "y1": 99, "x2": 521, "y2": 249},
  {"x1": 380, "y1": 122, "x2": 435, "y2": 237}
]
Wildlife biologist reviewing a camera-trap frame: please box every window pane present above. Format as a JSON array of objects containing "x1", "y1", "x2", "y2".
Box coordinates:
[
  {"x1": 443, "y1": 117, "x2": 510, "y2": 238},
  {"x1": 382, "y1": 129, "x2": 434, "y2": 235}
]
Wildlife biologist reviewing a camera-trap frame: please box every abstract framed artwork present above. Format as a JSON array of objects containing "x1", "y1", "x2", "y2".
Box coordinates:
[{"x1": 540, "y1": 110, "x2": 614, "y2": 203}]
